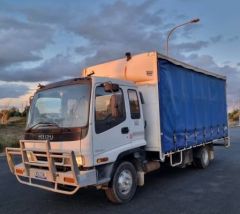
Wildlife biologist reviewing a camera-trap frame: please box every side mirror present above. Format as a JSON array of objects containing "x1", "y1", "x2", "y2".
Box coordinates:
[{"x1": 104, "y1": 82, "x2": 119, "y2": 92}]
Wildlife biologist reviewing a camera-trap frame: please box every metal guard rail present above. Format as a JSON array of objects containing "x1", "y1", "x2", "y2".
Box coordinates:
[{"x1": 5, "y1": 140, "x2": 80, "y2": 195}]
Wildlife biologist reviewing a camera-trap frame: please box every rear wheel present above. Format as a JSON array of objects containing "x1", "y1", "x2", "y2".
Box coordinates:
[
  {"x1": 105, "y1": 161, "x2": 137, "y2": 204},
  {"x1": 193, "y1": 146, "x2": 210, "y2": 169}
]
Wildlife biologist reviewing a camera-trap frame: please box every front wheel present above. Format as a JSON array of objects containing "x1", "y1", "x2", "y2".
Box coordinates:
[{"x1": 105, "y1": 161, "x2": 137, "y2": 204}]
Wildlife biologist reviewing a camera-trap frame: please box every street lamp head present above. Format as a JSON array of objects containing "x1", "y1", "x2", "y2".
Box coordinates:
[
  {"x1": 191, "y1": 18, "x2": 200, "y2": 23},
  {"x1": 166, "y1": 17, "x2": 200, "y2": 56}
]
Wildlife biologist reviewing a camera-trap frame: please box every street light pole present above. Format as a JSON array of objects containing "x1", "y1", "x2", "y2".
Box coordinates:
[{"x1": 166, "y1": 18, "x2": 200, "y2": 56}]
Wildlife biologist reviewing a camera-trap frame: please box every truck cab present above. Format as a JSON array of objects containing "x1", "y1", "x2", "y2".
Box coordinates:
[
  {"x1": 25, "y1": 76, "x2": 145, "y2": 165},
  {"x1": 6, "y1": 76, "x2": 147, "y2": 202}
]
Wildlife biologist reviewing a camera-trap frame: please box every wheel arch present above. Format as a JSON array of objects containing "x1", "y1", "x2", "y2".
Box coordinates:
[
  {"x1": 114, "y1": 147, "x2": 145, "y2": 170},
  {"x1": 95, "y1": 147, "x2": 145, "y2": 186}
]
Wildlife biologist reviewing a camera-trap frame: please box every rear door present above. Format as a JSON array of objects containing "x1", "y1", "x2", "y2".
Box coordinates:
[{"x1": 127, "y1": 89, "x2": 145, "y2": 145}]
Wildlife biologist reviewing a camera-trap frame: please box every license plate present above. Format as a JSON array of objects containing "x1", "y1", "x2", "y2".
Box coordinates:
[{"x1": 35, "y1": 171, "x2": 47, "y2": 180}]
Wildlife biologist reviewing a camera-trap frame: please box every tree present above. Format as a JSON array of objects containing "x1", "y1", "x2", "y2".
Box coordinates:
[
  {"x1": 21, "y1": 106, "x2": 30, "y2": 117},
  {"x1": 8, "y1": 107, "x2": 21, "y2": 117},
  {"x1": 229, "y1": 109, "x2": 240, "y2": 122}
]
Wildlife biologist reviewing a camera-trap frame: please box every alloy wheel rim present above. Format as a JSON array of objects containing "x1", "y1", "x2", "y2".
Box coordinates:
[
  {"x1": 117, "y1": 169, "x2": 133, "y2": 195},
  {"x1": 202, "y1": 149, "x2": 209, "y2": 165}
]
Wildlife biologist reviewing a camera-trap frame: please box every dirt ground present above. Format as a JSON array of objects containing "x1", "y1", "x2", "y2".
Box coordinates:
[{"x1": 0, "y1": 118, "x2": 26, "y2": 152}]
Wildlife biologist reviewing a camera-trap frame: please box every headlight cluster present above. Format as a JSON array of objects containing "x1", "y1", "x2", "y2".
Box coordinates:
[
  {"x1": 75, "y1": 155, "x2": 85, "y2": 166},
  {"x1": 64, "y1": 155, "x2": 85, "y2": 166}
]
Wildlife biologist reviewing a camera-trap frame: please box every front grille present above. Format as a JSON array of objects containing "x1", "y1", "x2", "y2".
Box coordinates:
[{"x1": 33, "y1": 151, "x2": 63, "y2": 163}]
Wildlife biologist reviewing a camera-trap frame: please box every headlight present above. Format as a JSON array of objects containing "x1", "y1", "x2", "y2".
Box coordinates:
[
  {"x1": 76, "y1": 155, "x2": 85, "y2": 166},
  {"x1": 64, "y1": 155, "x2": 85, "y2": 166}
]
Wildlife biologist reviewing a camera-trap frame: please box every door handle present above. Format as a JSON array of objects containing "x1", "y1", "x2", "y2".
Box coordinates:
[{"x1": 121, "y1": 127, "x2": 129, "y2": 134}]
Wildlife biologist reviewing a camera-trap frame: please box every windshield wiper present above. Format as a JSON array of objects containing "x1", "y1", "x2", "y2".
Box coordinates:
[{"x1": 26, "y1": 122, "x2": 60, "y2": 131}]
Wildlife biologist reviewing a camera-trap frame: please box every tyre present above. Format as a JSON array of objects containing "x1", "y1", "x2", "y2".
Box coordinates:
[
  {"x1": 105, "y1": 161, "x2": 137, "y2": 204},
  {"x1": 193, "y1": 146, "x2": 210, "y2": 169}
]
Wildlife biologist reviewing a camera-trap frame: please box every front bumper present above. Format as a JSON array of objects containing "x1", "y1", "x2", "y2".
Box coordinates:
[{"x1": 6, "y1": 140, "x2": 96, "y2": 195}]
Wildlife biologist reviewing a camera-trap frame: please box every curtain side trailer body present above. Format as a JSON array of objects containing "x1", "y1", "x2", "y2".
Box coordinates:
[{"x1": 84, "y1": 51, "x2": 229, "y2": 160}]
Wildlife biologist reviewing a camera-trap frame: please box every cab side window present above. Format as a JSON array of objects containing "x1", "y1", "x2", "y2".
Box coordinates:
[
  {"x1": 95, "y1": 86, "x2": 126, "y2": 134},
  {"x1": 128, "y1": 90, "x2": 140, "y2": 119}
]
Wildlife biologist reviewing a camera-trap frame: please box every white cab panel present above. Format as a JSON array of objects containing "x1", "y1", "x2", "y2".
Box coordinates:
[{"x1": 138, "y1": 84, "x2": 162, "y2": 153}]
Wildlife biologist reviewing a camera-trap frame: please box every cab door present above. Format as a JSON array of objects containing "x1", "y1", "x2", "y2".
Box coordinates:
[{"x1": 92, "y1": 84, "x2": 131, "y2": 163}]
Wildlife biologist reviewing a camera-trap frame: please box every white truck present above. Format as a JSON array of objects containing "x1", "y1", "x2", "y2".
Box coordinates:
[{"x1": 6, "y1": 51, "x2": 229, "y2": 203}]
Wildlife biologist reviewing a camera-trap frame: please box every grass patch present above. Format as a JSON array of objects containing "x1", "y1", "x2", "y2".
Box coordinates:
[{"x1": 0, "y1": 117, "x2": 26, "y2": 153}]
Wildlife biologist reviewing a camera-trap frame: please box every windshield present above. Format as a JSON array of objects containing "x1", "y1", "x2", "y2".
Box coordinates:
[{"x1": 27, "y1": 83, "x2": 91, "y2": 129}]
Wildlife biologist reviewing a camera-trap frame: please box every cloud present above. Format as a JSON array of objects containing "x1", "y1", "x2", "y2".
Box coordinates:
[
  {"x1": 174, "y1": 14, "x2": 188, "y2": 20},
  {"x1": 180, "y1": 23, "x2": 202, "y2": 39},
  {"x1": 227, "y1": 36, "x2": 239, "y2": 42},
  {"x1": 0, "y1": 1, "x2": 75, "y2": 26},
  {"x1": 0, "y1": 55, "x2": 81, "y2": 82},
  {"x1": 0, "y1": 16, "x2": 53, "y2": 68},
  {"x1": 21, "y1": 6, "x2": 73, "y2": 25},
  {"x1": 75, "y1": 46, "x2": 94, "y2": 56},
  {"x1": 184, "y1": 54, "x2": 217, "y2": 68},
  {"x1": 0, "y1": 0, "x2": 168, "y2": 81},
  {"x1": 210, "y1": 35, "x2": 223, "y2": 43},
  {"x1": 171, "y1": 41, "x2": 209, "y2": 53},
  {"x1": 69, "y1": 0, "x2": 165, "y2": 64},
  {"x1": 0, "y1": 84, "x2": 29, "y2": 99}
]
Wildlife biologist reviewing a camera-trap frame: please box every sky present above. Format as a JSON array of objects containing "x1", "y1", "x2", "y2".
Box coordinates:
[{"x1": 0, "y1": 0, "x2": 239, "y2": 112}]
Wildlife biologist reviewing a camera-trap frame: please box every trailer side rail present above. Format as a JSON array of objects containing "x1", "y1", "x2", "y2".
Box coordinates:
[{"x1": 162, "y1": 137, "x2": 230, "y2": 165}]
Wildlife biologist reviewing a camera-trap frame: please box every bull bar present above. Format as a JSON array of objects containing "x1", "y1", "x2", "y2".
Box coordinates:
[{"x1": 5, "y1": 140, "x2": 93, "y2": 195}]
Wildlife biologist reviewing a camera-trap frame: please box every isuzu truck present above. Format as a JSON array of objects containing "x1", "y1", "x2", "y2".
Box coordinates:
[{"x1": 6, "y1": 51, "x2": 229, "y2": 203}]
